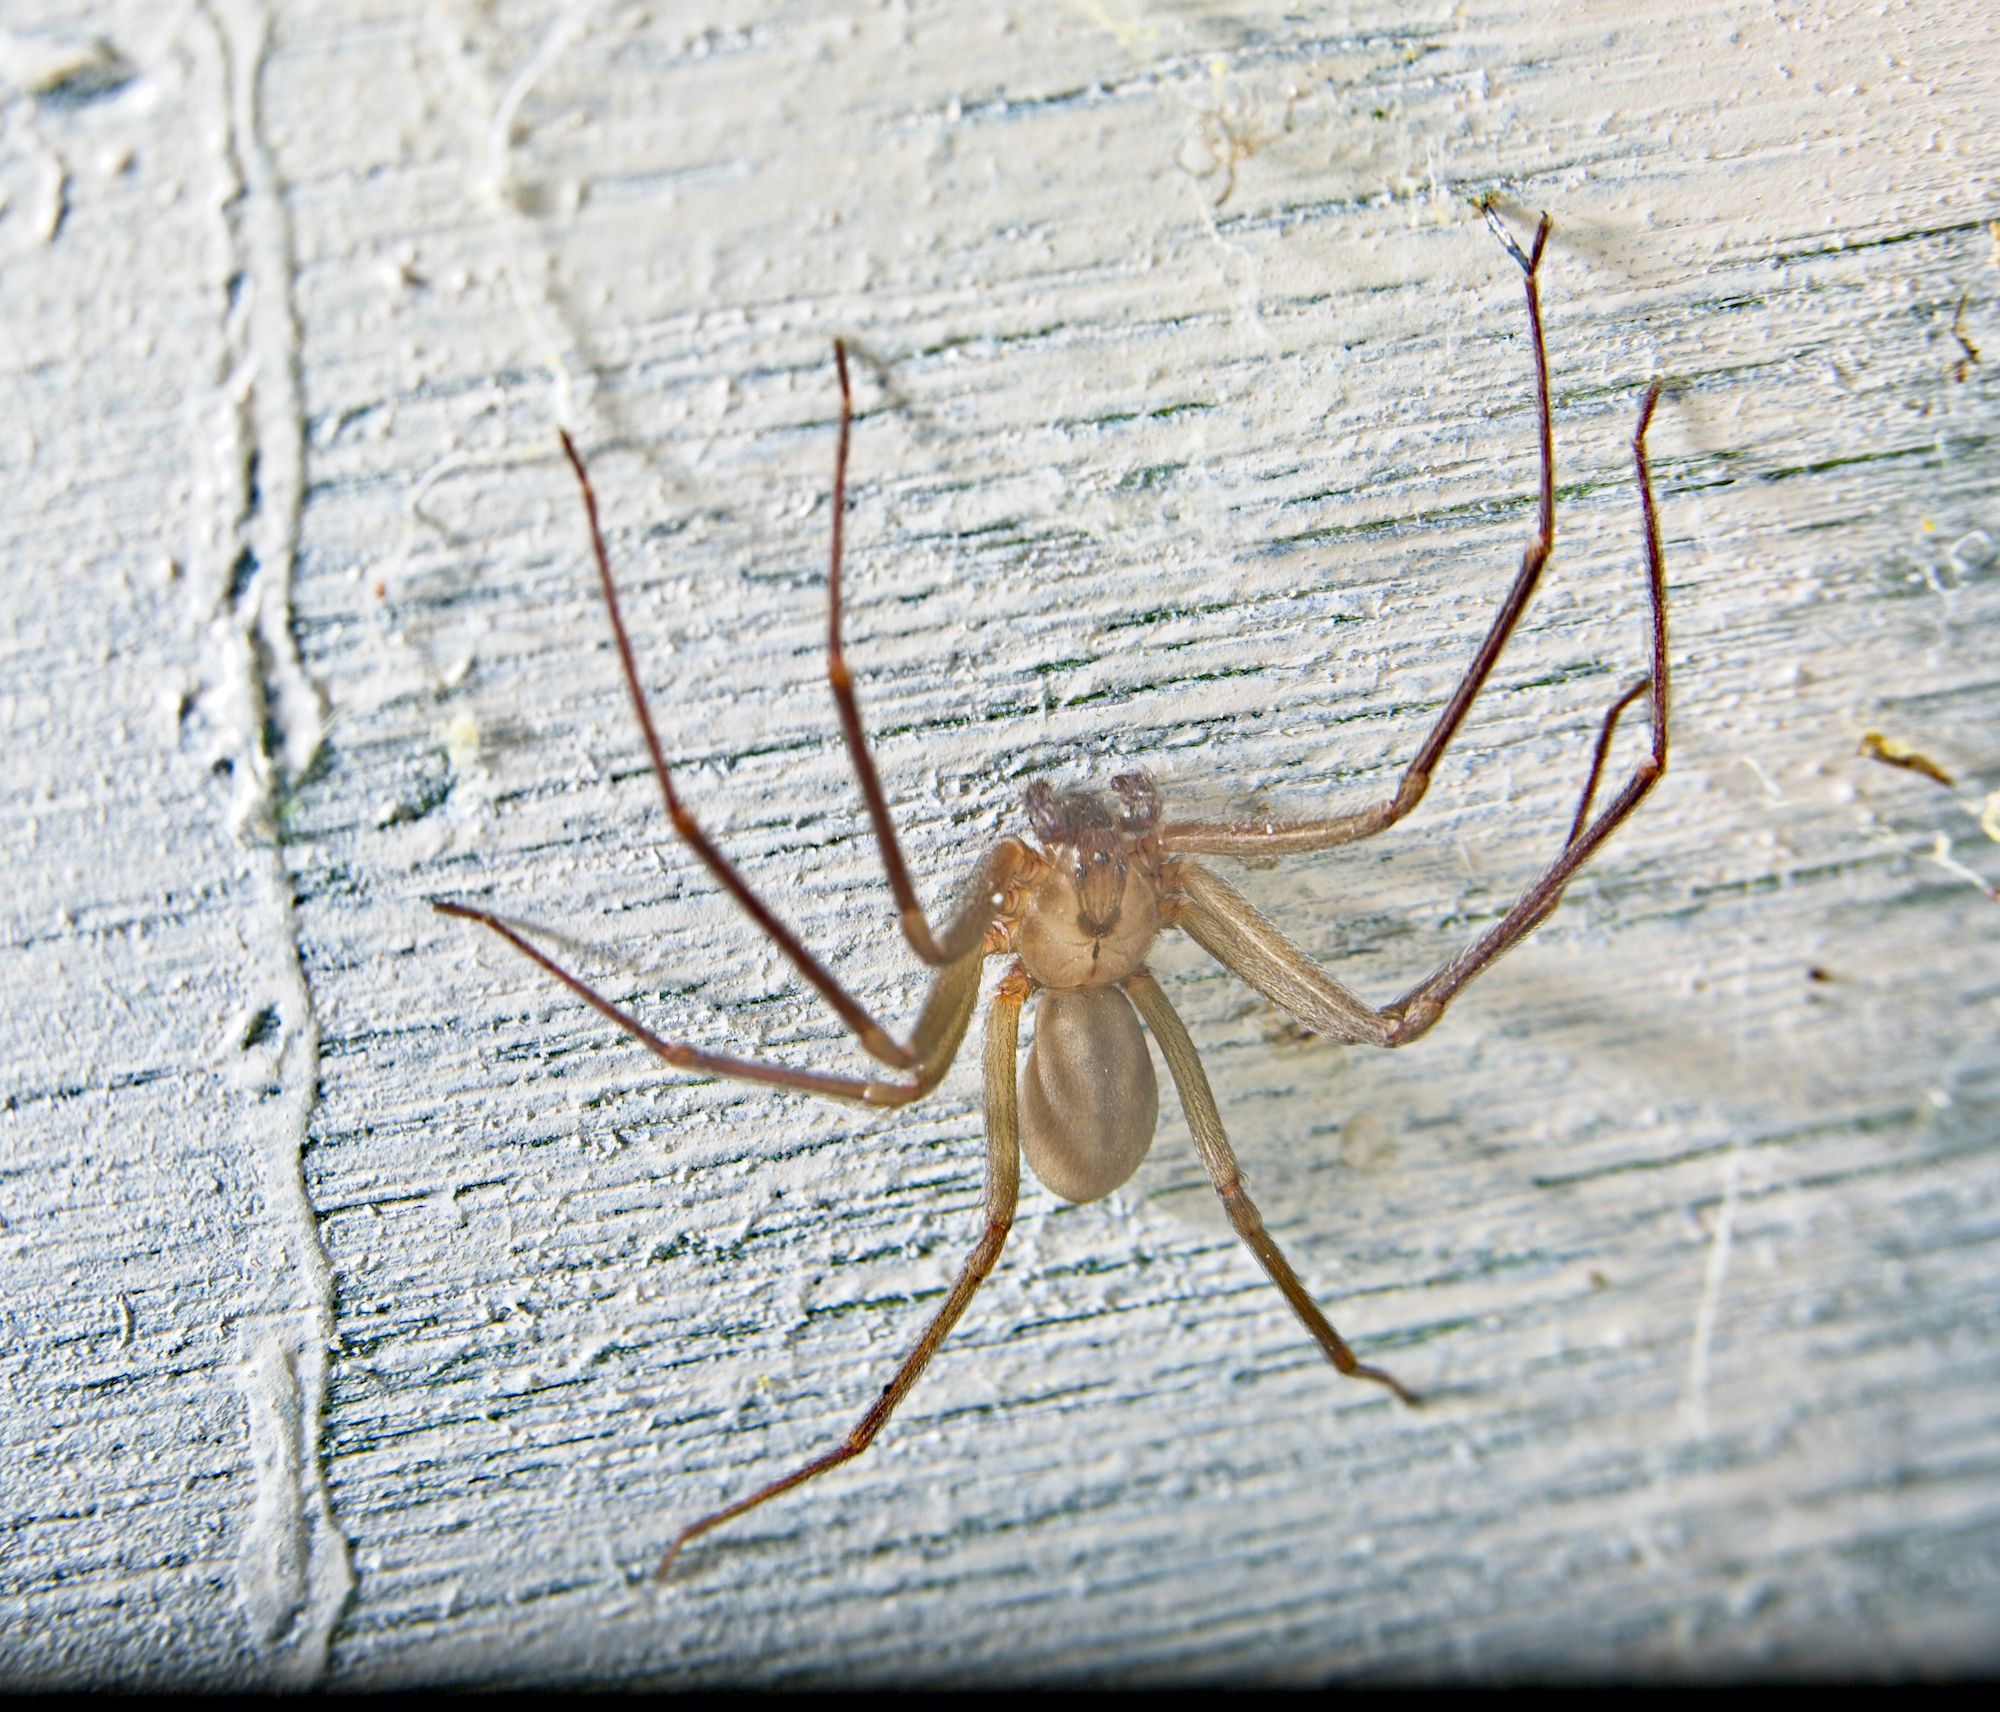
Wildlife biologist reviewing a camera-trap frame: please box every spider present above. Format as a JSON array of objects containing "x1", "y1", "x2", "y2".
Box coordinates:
[{"x1": 436, "y1": 203, "x2": 1670, "y2": 1577}]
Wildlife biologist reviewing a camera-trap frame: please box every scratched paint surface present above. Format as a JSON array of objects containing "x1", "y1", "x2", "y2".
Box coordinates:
[{"x1": 2, "y1": 0, "x2": 1997, "y2": 1687}]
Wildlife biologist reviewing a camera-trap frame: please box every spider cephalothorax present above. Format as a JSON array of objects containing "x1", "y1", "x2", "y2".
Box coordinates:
[{"x1": 1011, "y1": 776, "x2": 1166, "y2": 990}]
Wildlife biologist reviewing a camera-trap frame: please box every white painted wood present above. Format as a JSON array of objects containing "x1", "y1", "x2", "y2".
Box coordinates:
[{"x1": 4, "y1": 0, "x2": 1997, "y2": 1685}]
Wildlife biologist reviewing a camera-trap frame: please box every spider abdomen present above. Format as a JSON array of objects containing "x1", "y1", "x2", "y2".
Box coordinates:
[{"x1": 1020, "y1": 985, "x2": 1159, "y2": 1203}]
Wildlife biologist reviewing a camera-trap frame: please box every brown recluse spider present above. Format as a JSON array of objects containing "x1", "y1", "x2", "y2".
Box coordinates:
[{"x1": 435, "y1": 202, "x2": 1670, "y2": 1579}]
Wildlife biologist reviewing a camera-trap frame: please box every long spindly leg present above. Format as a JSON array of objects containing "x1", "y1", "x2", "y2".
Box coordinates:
[
  {"x1": 1173, "y1": 384, "x2": 1670, "y2": 1050},
  {"x1": 1122, "y1": 970, "x2": 1416, "y2": 1404},
  {"x1": 435, "y1": 819, "x2": 1027, "y2": 1102},
  {"x1": 1385, "y1": 385, "x2": 1668, "y2": 1038},
  {"x1": 1161, "y1": 202, "x2": 1558, "y2": 861},
  {"x1": 822, "y1": 341, "x2": 972, "y2": 968},
  {"x1": 557, "y1": 416, "x2": 1010, "y2": 1072},
  {"x1": 655, "y1": 967, "x2": 1029, "y2": 1577},
  {"x1": 1169, "y1": 860, "x2": 1399, "y2": 1047},
  {"x1": 433, "y1": 900, "x2": 986, "y2": 1108}
]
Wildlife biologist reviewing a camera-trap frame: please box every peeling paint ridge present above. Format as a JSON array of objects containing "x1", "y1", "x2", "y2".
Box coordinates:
[
  {"x1": 201, "y1": 0, "x2": 351, "y2": 1683},
  {"x1": 213, "y1": 0, "x2": 320, "y2": 786}
]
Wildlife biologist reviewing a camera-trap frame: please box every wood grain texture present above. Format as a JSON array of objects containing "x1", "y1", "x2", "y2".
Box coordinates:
[{"x1": 3, "y1": 0, "x2": 1996, "y2": 1686}]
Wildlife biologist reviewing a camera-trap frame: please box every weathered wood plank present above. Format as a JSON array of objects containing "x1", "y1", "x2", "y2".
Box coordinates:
[{"x1": 4, "y1": 0, "x2": 1996, "y2": 1685}]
